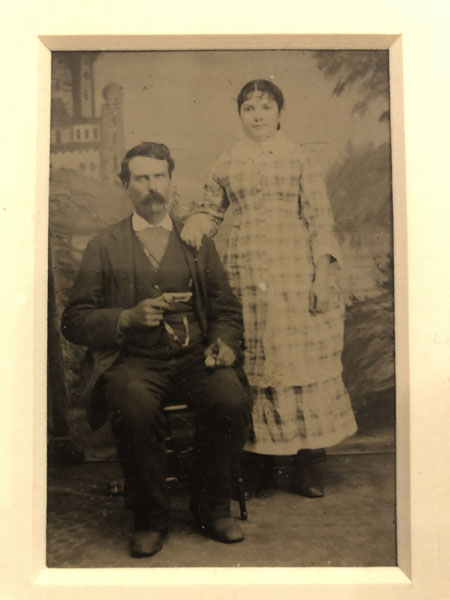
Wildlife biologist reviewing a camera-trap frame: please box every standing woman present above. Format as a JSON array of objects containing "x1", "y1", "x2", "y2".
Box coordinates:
[{"x1": 182, "y1": 80, "x2": 357, "y2": 497}]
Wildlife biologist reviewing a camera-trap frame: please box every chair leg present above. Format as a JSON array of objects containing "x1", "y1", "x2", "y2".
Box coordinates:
[
  {"x1": 231, "y1": 452, "x2": 248, "y2": 520},
  {"x1": 236, "y1": 474, "x2": 248, "y2": 521}
]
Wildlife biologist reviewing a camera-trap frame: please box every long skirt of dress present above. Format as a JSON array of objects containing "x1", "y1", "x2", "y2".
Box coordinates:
[
  {"x1": 225, "y1": 219, "x2": 358, "y2": 456},
  {"x1": 225, "y1": 222, "x2": 357, "y2": 455},
  {"x1": 247, "y1": 379, "x2": 357, "y2": 455}
]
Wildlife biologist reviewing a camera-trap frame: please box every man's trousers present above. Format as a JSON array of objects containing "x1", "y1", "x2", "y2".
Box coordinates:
[{"x1": 100, "y1": 343, "x2": 251, "y2": 530}]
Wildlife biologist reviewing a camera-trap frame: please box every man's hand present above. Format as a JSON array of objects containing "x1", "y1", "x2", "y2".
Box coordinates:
[
  {"x1": 119, "y1": 297, "x2": 169, "y2": 330},
  {"x1": 181, "y1": 214, "x2": 212, "y2": 250},
  {"x1": 204, "y1": 337, "x2": 236, "y2": 368}
]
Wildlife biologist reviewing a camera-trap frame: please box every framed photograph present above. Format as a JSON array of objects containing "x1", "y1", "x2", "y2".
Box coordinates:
[
  {"x1": 2, "y1": 2, "x2": 449, "y2": 599},
  {"x1": 45, "y1": 41, "x2": 399, "y2": 568}
]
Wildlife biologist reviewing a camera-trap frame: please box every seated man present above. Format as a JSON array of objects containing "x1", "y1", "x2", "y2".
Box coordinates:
[{"x1": 61, "y1": 141, "x2": 251, "y2": 558}]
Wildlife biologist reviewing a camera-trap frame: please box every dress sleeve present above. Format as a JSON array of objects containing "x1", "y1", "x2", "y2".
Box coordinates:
[
  {"x1": 299, "y1": 149, "x2": 342, "y2": 266},
  {"x1": 195, "y1": 157, "x2": 230, "y2": 238}
]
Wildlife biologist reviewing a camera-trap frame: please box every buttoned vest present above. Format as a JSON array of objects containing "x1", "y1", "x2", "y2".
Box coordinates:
[{"x1": 123, "y1": 230, "x2": 204, "y2": 356}]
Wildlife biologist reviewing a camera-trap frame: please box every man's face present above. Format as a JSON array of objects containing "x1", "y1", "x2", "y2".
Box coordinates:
[{"x1": 126, "y1": 156, "x2": 171, "y2": 223}]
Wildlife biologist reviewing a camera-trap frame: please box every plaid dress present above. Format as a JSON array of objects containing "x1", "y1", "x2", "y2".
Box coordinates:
[{"x1": 197, "y1": 133, "x2": 357, "y2": 454}]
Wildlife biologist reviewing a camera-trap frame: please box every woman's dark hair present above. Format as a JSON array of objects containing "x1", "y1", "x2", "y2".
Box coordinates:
[
  {"x1": 119, "y1": 141, "x2": 175, "y2": 185},
  {"x1": 237, "y1": 79, "x2": 285, "y2": 114}
]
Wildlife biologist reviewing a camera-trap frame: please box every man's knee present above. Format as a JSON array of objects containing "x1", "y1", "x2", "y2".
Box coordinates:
[
  {"x1": 101, "y1": 368, "x2": 163, "y2": 428},
  {"x1": 203, "y1": 368, "x2": 251, "y2": 422},
  {"x1": 115, "y1": 393, "x2": 162, "y2": 429}
]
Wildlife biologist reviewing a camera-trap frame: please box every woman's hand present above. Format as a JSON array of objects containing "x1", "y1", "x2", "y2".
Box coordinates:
[
  {"x1": 181, "y1": 214, "x2": 213, "y2": 250},
  {"x1": 309, "y1": 278, "x2": 330, "y2": 314},
  {"x1": 309, "y1": 255, "x2": 331, "y2": 314}
]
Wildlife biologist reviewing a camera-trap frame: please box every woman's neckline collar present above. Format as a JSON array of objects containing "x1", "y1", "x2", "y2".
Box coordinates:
[
  {"x1": 232, "y1": 131, "x2": 290, "y2": 159},
  {"x1": 240, "y1": 130, "x2": 283, "y2": 149}
]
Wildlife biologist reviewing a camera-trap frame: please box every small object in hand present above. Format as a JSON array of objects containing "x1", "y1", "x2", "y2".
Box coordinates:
[
  {"x1": 205, "y1": 355, "x2": 216, "y2": 368},
  {"x1": 162, "y1": 291, "x2": 193, "y2": 303}
]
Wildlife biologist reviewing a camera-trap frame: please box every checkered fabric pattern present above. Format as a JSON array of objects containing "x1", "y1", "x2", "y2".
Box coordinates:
[
  {"x1": 195, "y1": 133, "x2": 357, "y2": 453},
  {"x1": 247, "y1": 379, "x2": 356, "y2": 454}
]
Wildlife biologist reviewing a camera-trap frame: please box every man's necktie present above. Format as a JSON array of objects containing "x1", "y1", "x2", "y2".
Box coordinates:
[{"x1": 136, "y1": 226, "x2": 170, "y2": 268}]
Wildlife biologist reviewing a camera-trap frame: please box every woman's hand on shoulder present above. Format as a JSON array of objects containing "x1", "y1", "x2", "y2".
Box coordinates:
[{"x1": 181, "y1": 214, "x2": 212, "y2": 250}]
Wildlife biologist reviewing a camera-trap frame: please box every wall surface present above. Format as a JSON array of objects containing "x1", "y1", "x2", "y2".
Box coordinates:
[{"x1": 48, "y1": 49, "x2": 394, "y2": 456}]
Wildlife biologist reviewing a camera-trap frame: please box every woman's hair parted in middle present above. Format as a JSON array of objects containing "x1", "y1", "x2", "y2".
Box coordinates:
[{"x1": 237, "y1": 79, "x2": 285, "y2": 114}]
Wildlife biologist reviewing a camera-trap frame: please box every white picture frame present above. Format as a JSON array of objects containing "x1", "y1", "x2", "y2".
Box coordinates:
[{"x1": 1, "y1": 1, "x2": 449, "y2": 598}]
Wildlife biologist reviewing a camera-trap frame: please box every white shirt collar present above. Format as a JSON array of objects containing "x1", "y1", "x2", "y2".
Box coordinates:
[{"x1": 132, "y1": 211, "x2": 173, "y2": 232}]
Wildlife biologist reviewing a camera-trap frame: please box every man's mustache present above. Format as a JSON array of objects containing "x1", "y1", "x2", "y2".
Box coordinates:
[{"x1": 143, "y1": 190, "x2": 166, "y2": 204}]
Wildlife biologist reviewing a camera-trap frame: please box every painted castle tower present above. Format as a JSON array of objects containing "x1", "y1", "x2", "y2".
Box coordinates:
[{"x1": 50, "y1": 52, "x2": 124, "y2": 182}]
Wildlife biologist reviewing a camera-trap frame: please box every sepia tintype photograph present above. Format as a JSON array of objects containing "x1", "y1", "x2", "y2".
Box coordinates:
[{"x1": 46, "y1": 46, "x2": 397, "y2": 569}]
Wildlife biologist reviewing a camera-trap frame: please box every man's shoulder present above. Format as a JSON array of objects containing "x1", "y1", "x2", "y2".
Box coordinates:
[
  {"x1": 172, "y1": 217, "x2": 201, "y2": 245},
  {"x1": 172, "y1": 217, "x2": 216, "y2": 258},
  {"x1": 87, "y1": 216, "x2": 132, "y2": 247},
  {"x1": 171, "y1": 217, "x2": 185, "y2": 233}
]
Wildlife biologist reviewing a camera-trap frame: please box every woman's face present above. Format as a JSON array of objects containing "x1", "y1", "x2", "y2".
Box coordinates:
[{"x1": 239, "y1": 91, "x2": 280, "y2": 141}]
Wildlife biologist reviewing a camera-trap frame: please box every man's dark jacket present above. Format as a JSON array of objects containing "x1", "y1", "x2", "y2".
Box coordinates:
[{"x1": 61, "y1": 216, "x2": 244, "y2": 430}]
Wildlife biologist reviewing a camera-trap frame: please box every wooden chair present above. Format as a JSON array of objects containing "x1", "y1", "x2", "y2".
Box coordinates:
[{"x1": 108, "y1": 402, "x2": 248, "y2": 520}]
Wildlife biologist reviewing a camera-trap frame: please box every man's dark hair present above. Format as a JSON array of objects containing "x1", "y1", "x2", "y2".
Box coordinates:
[{"x1": 119, "y1": 141, "x2": 175, "y2": 185}]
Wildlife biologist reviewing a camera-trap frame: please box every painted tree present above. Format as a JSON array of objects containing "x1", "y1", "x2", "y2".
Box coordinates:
[
  {"x1": 313, "y1": 52, "x2": 395, "y2": 407},
  {"x1": 312, "y1": 50, "x2": 390, "y2": 121},
  {"x1": 327, "y1": 141, "x2": 392, "y2": 235}
]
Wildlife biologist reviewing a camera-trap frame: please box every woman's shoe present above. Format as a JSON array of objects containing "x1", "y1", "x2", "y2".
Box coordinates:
[
  {"x1": 241, "y1": 452, "x2": 274, "y2": 498},
  {"x1": 296, "y1": 449, "x2": 325, "y2": 498}
]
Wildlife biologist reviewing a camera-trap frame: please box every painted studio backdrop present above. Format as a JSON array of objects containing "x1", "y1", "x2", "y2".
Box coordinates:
[{"x1": 47, "y1": 49, "x2": 395, "y2": 566}]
